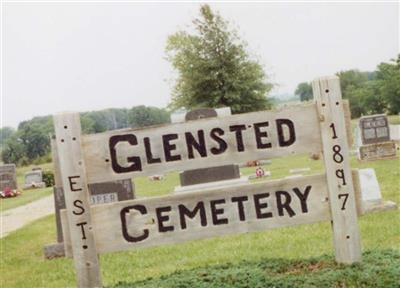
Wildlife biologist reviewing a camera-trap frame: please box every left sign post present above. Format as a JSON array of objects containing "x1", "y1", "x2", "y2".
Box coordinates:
[{"x1": 54, "y1": 113, "x2": 102, "y2": 288}]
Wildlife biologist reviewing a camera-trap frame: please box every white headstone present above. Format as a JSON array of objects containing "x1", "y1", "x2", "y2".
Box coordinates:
[{"x1": 358, "y1": 168, "x2": 382, "y2": 208}]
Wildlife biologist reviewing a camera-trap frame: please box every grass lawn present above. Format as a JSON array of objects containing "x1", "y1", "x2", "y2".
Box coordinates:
[
  {"x1": 0, "y1": 163, "x2": 54, "y2": 212},
  {"x1": 1, "y1": 154, "x2": 399, "y2": 287}
]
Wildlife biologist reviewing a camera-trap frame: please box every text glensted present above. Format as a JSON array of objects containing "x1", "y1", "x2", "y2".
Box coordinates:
[{"x1": 109, "y1": 118, "x2": 296, "y2": 173}]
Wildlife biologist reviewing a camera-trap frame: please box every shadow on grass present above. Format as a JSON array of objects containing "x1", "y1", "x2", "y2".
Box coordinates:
[{"x1": 109, "y1": 249, "x2": 400, "y2": 288}]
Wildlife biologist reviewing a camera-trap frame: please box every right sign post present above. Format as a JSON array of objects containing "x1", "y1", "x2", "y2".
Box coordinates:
[{"x1": 312, "y1": 76, "x2": 362, "y2": 263}]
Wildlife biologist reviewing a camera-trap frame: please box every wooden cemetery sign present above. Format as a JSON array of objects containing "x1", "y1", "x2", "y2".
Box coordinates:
[{"x1": 54, "y1": 76, "x2": 361, "y2": 287}]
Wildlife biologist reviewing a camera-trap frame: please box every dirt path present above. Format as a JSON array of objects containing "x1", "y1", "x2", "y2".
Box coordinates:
[{"x1": 0, "y1": 195, "x2": 54, "y2": 238}]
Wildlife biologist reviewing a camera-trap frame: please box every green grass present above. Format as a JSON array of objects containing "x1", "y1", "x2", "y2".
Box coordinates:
[
  {"x1": 1, "y1": 155, "x2": 399, "y2": 287},
  {"x1": 0, "y1": 163, "x2": 54, "y2": 212},
  {"x1": 0, "y1": 187, "x2": 53, "y2": 212},
  {"x1": 115, "y1": 249, "x2": 400, "y2": 288}
]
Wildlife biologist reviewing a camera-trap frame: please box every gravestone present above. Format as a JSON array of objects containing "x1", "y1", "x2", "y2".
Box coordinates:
[
  {"x1": 359, "y1": 114, "x2": 390, "y2": 145},
  {"x1": 358, "y1": 168, "x2": 382, "y2": 209},
  {"x1": 358, "y1": 114, "x2": 397, "y2": 161},
  {"x1": 23, "y1": 170, "x2": 45, "y2": 189},
  {"x1": 390, "y1": 125, "x2": 400, "y2": 146},
  {"x1": 0, "y1": 164, "x2": 17, "y2": 192},
  {"x1": 174, "y1": 107, "x2": 248, "y2": 193}
]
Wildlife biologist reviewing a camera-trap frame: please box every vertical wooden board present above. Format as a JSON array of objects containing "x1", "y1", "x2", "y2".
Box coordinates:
[
  {"x1": 54, "y1": 113, "x2": 102, "y2": 287},
  {"x1": 342, "y1": 100, "x2": 353, "y2": 148},
  {"x1": 51, "y1": 137, "x2": 63, "y2": 188},
  {"x1": 312, "y1": 76, "x2": 362, "y2": 264},
  {"x1": 61, "y1": 209, "x2": 73, "y2": 258},
  {"x1": 351, "y1": 170, "x2": 363, "y2": 216}
]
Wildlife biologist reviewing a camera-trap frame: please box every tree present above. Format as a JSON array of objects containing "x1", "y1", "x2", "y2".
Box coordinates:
[
  {"x1": 336, "y1": 70, "x2": 372, "y2": 118},
  {"x1": 0, "y1": 127, "x2": 15, "y2": 148},
  {"x1": 374, "y1": 55, "x2": 400, "y2": 114},
  {"x1": 166, "y1": 4, "x2": 273, "y2": 114},
  {"x1": 129, "y1": 106, "x2": 170, "y2": 128},
  {"x1": 1, "y1": 134, "x2": 26, "y2": 164},
  {"x1": 295, "y1": 82, "x2": 313, "y2": 101}
]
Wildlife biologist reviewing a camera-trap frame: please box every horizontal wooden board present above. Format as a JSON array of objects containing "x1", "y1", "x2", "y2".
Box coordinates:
[
  {"x1": 82, "y1": 104, "x2": 322, "y2": 183},
  {"x1": 62, "y1": 174, "x2": 331, "y2": 255}
]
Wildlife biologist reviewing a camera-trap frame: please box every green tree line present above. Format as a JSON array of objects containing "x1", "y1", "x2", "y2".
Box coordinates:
[
  {"x1": 1, "y1": 106, "x2": 170, "y2": 166},
  {"x1": 295, "y1": 55, "x2": 400, "y2": 118}
]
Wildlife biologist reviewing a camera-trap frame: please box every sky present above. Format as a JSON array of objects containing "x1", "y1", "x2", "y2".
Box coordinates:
[{"x1": 2, "y1": 1, "x2": 399, "y2": 128}]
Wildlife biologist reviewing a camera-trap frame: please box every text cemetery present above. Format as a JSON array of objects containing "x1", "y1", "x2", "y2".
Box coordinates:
[{"x1": 120, "y1": 185, "x2": 311, "y2": 243}]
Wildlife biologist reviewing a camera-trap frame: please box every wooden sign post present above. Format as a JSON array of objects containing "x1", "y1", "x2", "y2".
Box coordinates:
[
  {"x1": 54, "y1": 76, "x2": 363, "y2": 286},
  {"x1": 54, "y1": 114, "x2": 102, "y2": 287},
  {"x1": 312, "y1": 76, "x2": 362, "y2": 263}
]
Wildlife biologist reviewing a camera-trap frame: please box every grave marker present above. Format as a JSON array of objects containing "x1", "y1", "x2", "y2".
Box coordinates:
[
  {"x1": 23, "y1": 170, "x2": 45, "y2": 189},
  {"x1": 357, "y1": 114, "x2": 397, "y2": 161},
  {"x1": 0, "y1": 164, "x2": 17, "y2": 192}
]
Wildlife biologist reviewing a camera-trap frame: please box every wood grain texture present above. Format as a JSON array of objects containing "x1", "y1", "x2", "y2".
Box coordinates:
[
  {"x1": 54, "y1": 113, "x2": 102, "y2": 287},
  {"x1": 82, "y1": 104, "x2": 322, "y2": 183},
  {"x1": 312, "y1": 76, "x2": 362, "y2": 264},
  {"x1": 62, "y1": 174, "x2": 331, "y2": 255}
]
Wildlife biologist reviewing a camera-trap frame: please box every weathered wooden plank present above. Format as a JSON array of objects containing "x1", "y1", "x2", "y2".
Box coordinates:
[
  {"x1": 312, "y1": 76, "x2": 362, "y2": 264},
  {"x1": 82, "y1": 104, "x2": 322, "y2": 183},
  {"x1": 53, "y1": 113, "x2": 102, "y2": 287},
  {"x1": 62, "y1": 174, "x2": 330, "y2": 255},
  {"x1": 343, "y1": 100, "x2": 353, "y2": 148}
]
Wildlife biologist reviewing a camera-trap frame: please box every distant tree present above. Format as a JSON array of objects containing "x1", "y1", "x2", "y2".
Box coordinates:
[
  {"x1": 0, "y1": 127, "x2": 15, "y2": 147},
  {"x1": 166, "y1": 4, "x2": 273, "y2": 114},
  {"x1": 129, "y1": 106, "x2": 170, "y2": 128},
  {"x1": 374, "y1": 55, "x2": 400, "y2": 114},
  {"x1": 336, "y1": 70, "x2": 372, "y2": 118},
  {"x1": 295, "y1": 82, "x2": 313, "y2": 101},
  {"x1": 1, "y1": 134, "x2": 25, "y2": 164},
  {"x1": 18, "y1": 123, "x2": 50, "y2": 160},
  {"x1": 80, "y1": 114, "x2": 97, "y2": 134}
]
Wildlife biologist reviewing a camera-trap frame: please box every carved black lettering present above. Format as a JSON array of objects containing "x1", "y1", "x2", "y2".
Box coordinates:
[
  {"x1": 254, "y1": 122, "x2": 272, "y2": 149},
  {"x1": 210, "y1": 128, "x2": 227, "y2": 155},
  {"x1": 335, "y1": 169, "x2": 347, "y2": 186},
  {"x1": 68, "y1": 176, "x2": 82, "y2": 192},
  {"x1": 156, "y1": 206, "x2": 174, "y2": 232},
  {"x1": 231, "y1": 196, "x2": 249, "y2": 221},
  {"x1": 73, "y1": 199, "x2": 85, "y2": 215},
  {"x1": 210, "y1": 199, "x2": 228, "y2": 225},
  {"x1": 229, "y1": 125, "x2": 247, "y2": 152},
  {"x1": 276, "y1": 191, "x2": 295, "y2": 217},
  {"x1": 253, "y1": 193, "x2": 272, "y2": 219},
  {"x1": 76, "y1": 222, "x2": 87, "y2": 240},
  {"x1": 120, "y1": 205, "x2": 149, "y2": 242},
  {"x1": 163, "y1": 134, "x2": 181, "y2": 162},
  {"x1": 276, "y1": 119, "x2": 296, "y2": 147},
  {"x1": 292, "y1": 186, "x2": 311, "y2": 213},
  {"x1": 178, "y1": 202, "x2": 207, "y2": 229},
  {"x1": 144, "y1": 137, "x2": 161, "y2": 164},
  {"x1": 109, "y1": 134, "x2": 142, "y2": 173},
  {"x1": 185, "y1": 130, "x2": 207, "y2": 159}
]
